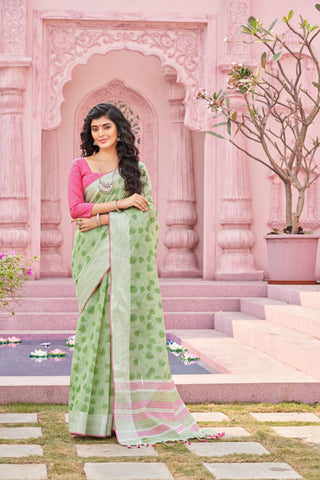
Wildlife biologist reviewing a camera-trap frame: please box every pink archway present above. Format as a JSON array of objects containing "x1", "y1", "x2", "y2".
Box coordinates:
[{"x1": 74, "y1": 79, "x2": 158, "y2": 204}]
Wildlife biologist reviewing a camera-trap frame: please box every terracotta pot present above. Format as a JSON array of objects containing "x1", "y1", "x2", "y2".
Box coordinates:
[{"x1": 264, "y1": 234, "x2": 320, "y2": 284}]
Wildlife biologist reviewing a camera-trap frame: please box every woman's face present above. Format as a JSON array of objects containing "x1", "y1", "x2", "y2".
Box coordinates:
[{"x1": 91, "y1": 115, "x2": 118, "y2": 151}]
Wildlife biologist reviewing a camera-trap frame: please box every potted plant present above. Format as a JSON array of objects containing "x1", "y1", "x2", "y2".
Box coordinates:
[{"x1": 198, "y1": 7, "x2": 320, "y2": 283}]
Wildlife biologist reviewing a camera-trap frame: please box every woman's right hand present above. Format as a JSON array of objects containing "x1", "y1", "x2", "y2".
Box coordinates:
[{"x1": 117, "y1": 194, "x2": 150, "y2": 211}]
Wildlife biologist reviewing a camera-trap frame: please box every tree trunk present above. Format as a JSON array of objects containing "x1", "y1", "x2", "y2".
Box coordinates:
[
  {"x1": 292, "y1": 189, "x2": 305, "y2": 234},
  {"x1": 284, "y1": 181, "x2": 292, "y2": 229}
]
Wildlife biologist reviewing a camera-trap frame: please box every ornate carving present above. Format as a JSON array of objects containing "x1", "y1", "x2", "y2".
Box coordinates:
[
  {"x1": 0, "y1": 65, "x2": 27, "y2": 91},
  {"x1": 216, "y1": 94, "x2": 263, "y2": 280},
  {"x1": 75, "y1": 79, "x2": 158, "y2": 203},
  {"x1": 161, "y1": 67, "x2": 200, "y2": 277},
  {"x1": 2, "y1": 0, "x2": 26, "y2": 55},
  {"x1": 43, "y1": 20, "x2": 206, "y2": 130},
  {"x1": 224, "y1": 0, "x2": 250, "y2": 62},
  {"x1": 41, "y1": 129, "x2": 64, "y2": 275},
  {"x1": 0, "y1": 65, "x2": 29, "y2": 253}
]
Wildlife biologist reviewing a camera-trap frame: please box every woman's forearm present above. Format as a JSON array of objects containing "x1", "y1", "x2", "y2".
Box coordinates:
[
  {"x1": 91, "y1": 202, "x2": 116, "y2": 215},
  {"x1": 99, "y1": 213, "x2": 110, "y2": 226}
]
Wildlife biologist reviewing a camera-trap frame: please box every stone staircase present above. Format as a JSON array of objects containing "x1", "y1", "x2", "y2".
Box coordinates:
[
  {"x1": 0, "y1": 278, "x2": 267, "y2": 331},
  {"x1": 1, "y1": 279, "x2": 320, "y2": 404},
  {"x1": 214, "y1": 285, "x2": 320, "y2": 381}
]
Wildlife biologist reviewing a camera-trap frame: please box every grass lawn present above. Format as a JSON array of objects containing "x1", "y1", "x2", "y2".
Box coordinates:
[{"x1": 0, "y1": 402, "x2": 319, "y2": 479}]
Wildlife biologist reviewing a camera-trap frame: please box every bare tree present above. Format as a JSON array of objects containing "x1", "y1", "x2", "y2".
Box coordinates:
[{"x1": 198, "y1": 7, "x2": 320, "y2": 234}]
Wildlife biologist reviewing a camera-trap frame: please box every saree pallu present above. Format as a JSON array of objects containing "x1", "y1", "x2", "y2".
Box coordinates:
[{"x1": 69, "y1": 163, "x2": 219, "y2": 446}]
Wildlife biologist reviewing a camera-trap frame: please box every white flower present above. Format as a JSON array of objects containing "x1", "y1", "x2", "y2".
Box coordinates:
[
  {"x1": 8, "y1": 336, "x2": 21, "y2": 344},
  {"x1": 65, "y1": 335, "x2": 75, "y2": 347},
  {"x1": 167, "y1": 340, "x2": 200, "y2": 366},
  {"x1": 49, "y1": 348, "x2": 66, "y2": 357},
  {"x1": 29, "y1": 349, "x2": 48, "y2": 358},
  {"x1": 181, "y1": 352, "x2": 200, "y2": 365},
  {"x1": 166, "y1": 341, "x2": 187, "y2": 354}
]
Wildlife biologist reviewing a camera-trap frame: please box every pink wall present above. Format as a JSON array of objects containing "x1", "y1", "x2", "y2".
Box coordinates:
[{"x1": 0, "y1": 0, "x2": 319, "y2": 279}]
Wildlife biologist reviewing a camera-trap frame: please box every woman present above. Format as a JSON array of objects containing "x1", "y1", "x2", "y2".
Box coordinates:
[{"x1": 68, "y1": 103, "x2": 222, "y2": 446}]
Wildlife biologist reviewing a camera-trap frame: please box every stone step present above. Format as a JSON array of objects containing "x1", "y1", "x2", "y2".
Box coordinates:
[
  {"x1": 204, "y1": 462, "x2": 303, "y2": 480},
  {"x1": 0, "y1": 464, "x2": 47, "y2": 480},
  {"x1": 240, "y1": 297, "x2": 320, "y2": 339},
  {"x1": 23, "y1": 278, "x2": 267, "y2": 298},
  {"x1": 23, "y1": 280, "x2": 76, "y2": 298},
  {"x1": 268, "y1": 284, "x2": 320, "y2": 310},
  {"x1": 0, "y1": 445, "x2": 44, "y2": 458},
  {"x1": 2, "y1": 328, "x2": 320, "y2": 404},
  {"x1": 0, "y1": 312, "x2": 79, "y2": 330},
  {"x1": 169, "y1": 328, "x2": 320, "y2": 403},
  {"x1": 160, "y1": 281, "x2": 267, "y2": 298},
  {"x1": 215, "y1": 312, "x2": 320, "y2": 380},
  {"x1": 240, "y1": 297, "x2": 288, "y2": 319},
  {"x1": 163, "y1": 297, "x2": 240, "y2": 312},
  {"x1": 262, "y1": 304, "x2": 320, "y2": 339},
  {"x1": 4, "y1": 296, "x2": 240, "y2": 314},
  {"x1": 0, "y1": 311, "x2": 215, "y2": 330},
  {"x1": 164, "y1": 312, "x2": 214, "y2": 329},
  {"x1": 5, "y1": 297, "x2": 78, "y2": 313},
  {"x1": 214, "y1": 311, "x2": 260, "y2": 337}
]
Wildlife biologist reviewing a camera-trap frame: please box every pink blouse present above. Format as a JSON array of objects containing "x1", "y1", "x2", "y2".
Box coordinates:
[{"x1": 68, "y1": 158, "x2": 101, "y2": 218}]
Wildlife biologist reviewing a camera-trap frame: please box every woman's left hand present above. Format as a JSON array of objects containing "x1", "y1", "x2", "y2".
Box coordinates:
[{"x1": 70, "y1": 217, "x2": 98, "y2": 232}]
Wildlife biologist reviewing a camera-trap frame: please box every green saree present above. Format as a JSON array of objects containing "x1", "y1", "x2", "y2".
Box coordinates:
[{"x1": 68, "y1": 163, "x2": 221, "y2": 446}]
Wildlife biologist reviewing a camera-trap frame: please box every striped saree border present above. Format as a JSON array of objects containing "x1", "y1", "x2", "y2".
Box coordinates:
[{"x1": 113, "y1": 379, "x2": 224, "y2": 446}]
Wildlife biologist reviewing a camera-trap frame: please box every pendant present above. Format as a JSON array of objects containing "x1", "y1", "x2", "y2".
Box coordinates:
[
  {"x1": 98, "y1": 168, "x2": 115, "y2": 193},
  {"x1": 98, "y1": 179, "x2": 113, "y2": 193}
]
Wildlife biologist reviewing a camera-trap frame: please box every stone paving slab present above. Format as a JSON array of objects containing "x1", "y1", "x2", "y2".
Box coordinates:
[
  {"x1": 272, "y1": 425, "x2": 320, "y2": 444},
  {"x1": 0, "y1": 464, "x2": 47, "y2": 479},
  {"x1": 0, "y1": 413, "x2": 38, "y2": 424},
  {"x1": 203, "y1": 426, "x2": 250, "y2": 438},
  {"x1": 77, "y1": 443, "x2": 158, "y2": 457},
  {"x1": 203, "y1": 462, "x2": 303, "y2": 479},
  {"x1": 251, "y1": 412, "x2": 320, "y2": 422},
  {"x1": 0, "y1": 427, "x2": 42, "y2": 439},
  {"x1": 84, "y1": 462, "x2": 174, "y2": 480},
  {"x1": 186, "y1": 441, "x2": 270, "y2": 457},
  {"x1": 0, "y1": 444, "x2": 43, "y2": 457},
  {"x1": 191, "y1": 412, "x2": 230, "y2": 422}
]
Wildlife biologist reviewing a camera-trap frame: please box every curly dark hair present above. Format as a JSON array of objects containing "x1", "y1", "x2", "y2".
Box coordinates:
[{"x1": 80, "y1": 103, "x2": 142, "y2": 195}]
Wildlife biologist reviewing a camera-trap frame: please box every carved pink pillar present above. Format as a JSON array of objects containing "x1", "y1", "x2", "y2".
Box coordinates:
[
  {"x1": 161, "y1": 67, "x2": 200, "y2": 277},
  {"x1": 0, "y1": 0, "x2": 30, "y2": 254},
  {"x1": 40, "y1": 129, "x2": 64, "y2": 276},
  {"x1": 216, "y1": 96, "x2": 263, "y2": 280},
  {"x1": 0, "y1": 65, "x2": 29, "y2": 253},
  {"x1": 216, "y1": 0, "x2": 263, "y2": 280}
]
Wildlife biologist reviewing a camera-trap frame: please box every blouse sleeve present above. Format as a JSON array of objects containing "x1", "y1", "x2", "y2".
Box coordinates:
[{"x1": 68, "y1": 159, "x2": 95, "y2": 218}]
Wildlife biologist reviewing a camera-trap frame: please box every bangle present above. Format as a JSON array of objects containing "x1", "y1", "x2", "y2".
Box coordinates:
[
  {"x1": 96, "y1": 213, "x2": 100, "y2": 227},
  {"x1": 114, "y1": 200, "x2": 122, "y2": 212}
]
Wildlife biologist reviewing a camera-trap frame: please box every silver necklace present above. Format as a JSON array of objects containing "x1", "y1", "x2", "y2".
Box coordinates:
[{"x1": 98, "y1": 168, "x2": 116, "y2": 193}]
